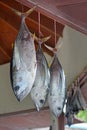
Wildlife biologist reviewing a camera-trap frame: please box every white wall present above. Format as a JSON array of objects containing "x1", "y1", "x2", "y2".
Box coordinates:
[
  {"x1": 58, "y1": 26, "x2": 87, "y2": 86},
  {"x1": 0, "y1": 63, "x2": 35, "y2": 114},
  {"x1": 0, "y1": 26, "x2": 87, "y2": 114}
]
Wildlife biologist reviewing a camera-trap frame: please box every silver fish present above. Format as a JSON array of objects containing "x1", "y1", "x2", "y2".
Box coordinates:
[
  {"x1": 48, "y1": 54, "x2": 66, "y2": 117},
  {"x1": 30, "y1": 37, "x2": 50, "y2": 111},
  {"x1": 10, "y1": 7, "x2": 37, "y2": 101}
]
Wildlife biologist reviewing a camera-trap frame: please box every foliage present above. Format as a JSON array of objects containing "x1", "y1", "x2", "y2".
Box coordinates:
[{"x1": 77, "y1": 110, "x2": 87, "y2": 122}]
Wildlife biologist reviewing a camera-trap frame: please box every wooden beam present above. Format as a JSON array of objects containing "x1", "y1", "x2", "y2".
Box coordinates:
[
  {"x1": 0, "y1": 0, "x2": 64, "y2": 36},
  {"x1": 0, "y1": 18, "x2": 53, "y2": 59},
  {"x1": 58, "y1": 113, "x2": 65, "y2": 130},
  {"x1": 0, "y1": 18, "x2": 17, "y2": 56},
  {"x1": 0, "y1": 46, "x2": 10, "y2": 59},
  {"x1": 0, "y1": 46, "x2": 10, "y2": 65},
  {"x1": 0, "y1": 0, "x2": 64, "y2": 65},
  {"x1": 0, "y1": 1, "x2": 64, "y2": 48},
  {"x1": 0, "y1": 107, "x2": 50, "y2": 129},
  {"x1": 0, "y1": 1, "x2": 57, "y2": 58},
  {"x1": 57, "y1": 0, "x2": 87, "y2": 7}
]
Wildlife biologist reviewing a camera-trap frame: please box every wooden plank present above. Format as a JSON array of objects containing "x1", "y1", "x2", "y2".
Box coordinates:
[
  {"x1": 57, "y1": 0, "x2": 87, "y2": 7},
  {"x1": 0, "y1": 18, "x2": 17, "y2": 56},
  {"x1": 0, "y1": 108, "x2": 50, "y2": 129},
  {"x1": 58, "y1": 113, "x2": 65, "y2": 130},
  {"x1": 0, "y1": 0, "x2": 64, "y2": 36},
  {"x1": 14, "y1": 0, "x2": 87, "y2": 35}
]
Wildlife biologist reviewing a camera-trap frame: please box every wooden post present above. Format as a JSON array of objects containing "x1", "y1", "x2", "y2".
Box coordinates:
[{"x1": 58, "y1": 113, "x2": 65, "y2": 130}]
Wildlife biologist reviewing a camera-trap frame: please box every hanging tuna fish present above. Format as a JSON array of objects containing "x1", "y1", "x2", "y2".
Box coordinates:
[
  {"x1": 10, "y1": 6, "x2": 37, "y2": 101},
  {"x1": 45, "y1": 38, "x2": 66, "y2": 117},
  {"x1": 66, "y1": 80, "x2": 86, "y2": 126},
  {"x1": 30, "y1": 36, "x2": 50, "y2": 111}
]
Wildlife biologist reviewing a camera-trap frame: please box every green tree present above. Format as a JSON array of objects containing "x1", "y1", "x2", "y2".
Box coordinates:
[{"x1": 77, "y1": 110, "x2": 87, "y2": 122}]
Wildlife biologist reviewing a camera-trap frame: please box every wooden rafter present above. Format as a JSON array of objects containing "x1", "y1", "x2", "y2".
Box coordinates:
[
  {"x1": 0, "y1": 0, "x2": 64, "y2": 62},
  {"x1": 0, "y1": 1, "x2": 64, "y2": 47}
]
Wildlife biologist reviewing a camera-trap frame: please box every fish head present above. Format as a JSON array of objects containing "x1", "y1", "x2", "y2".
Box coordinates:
[
  {"x1": 34, "y1": 90, "x2": 47, "y2": 111},
  {"x1": 35, "y1": 98, "x2": 45, "y2": 111},
  {"x1": 31, "y1": 84, "x2": 48, "y2": 111},
  {"x1": 54, "y1": 105, "x2": 63, "y2": 117},
  {"x1": 13, "y1": 69, "x2": 30, "y2": 101}
]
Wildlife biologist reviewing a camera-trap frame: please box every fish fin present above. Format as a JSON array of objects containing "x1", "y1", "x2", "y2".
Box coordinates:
[
  {"x1": 44, "y1": 44, "x2": 54, "y2": 51},
  {"x1": 34, "y1": 35, "x2": 51, "y2": 44},
  {"x1": 9, "y1": 7, "x2": 21, "y2": 16},
  {"x1": 25, "y1": 5, "x2": 37, "y2": 17},
  {"x1": 9, "y1": 6, "x2": 37, "y2": 17},
  {"x1": 44, "y1": 37, "x2": 63, "y2": 53},
  {"x1": 36, "y1": 104, "x2": 40, "y2": 111},
  {"x1": 40, "y1": 35, "x2": 51, "y2": 43},
  {"x1": 44, "y1": 44, "x2": 58, "y2": 55},
  {"x1": 12, "y1": 43, "x2": 14, "y2": 48},
  {"x1": 32, "y1": 33, "x2": 36, "y2": 40},
  {"x1": 56, "y1": 37, "x2": 63, "y2": 50},
  {"x1": 14, "y1": 43, "x2": 21, "y2": 70}
]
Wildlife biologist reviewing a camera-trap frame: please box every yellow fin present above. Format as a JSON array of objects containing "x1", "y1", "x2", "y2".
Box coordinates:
[
  {"x1": 12, "y1": 43, "x2": 14, "y2": 48},
  {"x1": 25, "y1": 5, "x2": 37, "y2": 17},
  {"x1": 34, "y1": 35, "x2": 51, "y2": 44},
  {"x1": 9, "y1": 6, "x2": 37, "y2": 17}
]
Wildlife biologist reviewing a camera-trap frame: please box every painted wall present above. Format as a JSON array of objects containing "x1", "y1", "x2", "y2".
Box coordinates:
[
  {"x1": 59, "y1": 26, "x2": 87, "y2": 86},
  {"x1": 0, "y1": 26, "x2": 87, "y2": 115}
]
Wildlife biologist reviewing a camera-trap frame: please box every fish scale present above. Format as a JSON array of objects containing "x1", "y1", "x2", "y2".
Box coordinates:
[{"x1": 10, "y1": 8, "x2": 37, "y2": 102}]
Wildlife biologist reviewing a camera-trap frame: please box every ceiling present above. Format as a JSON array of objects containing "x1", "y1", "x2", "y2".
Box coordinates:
[
  {"x1": 0, "y1": 0, "x2": 65, "y2": 65},
  {"x1": 1, "y1": 0, "x2": 87, "y2": 65}
]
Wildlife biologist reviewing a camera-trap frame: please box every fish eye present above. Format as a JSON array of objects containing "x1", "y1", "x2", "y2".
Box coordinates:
[
  {"x1": 57, "y1": 107, "x2": 61, "y2": 110},
  {"x1": 14, "y1": 86, "x2": 20, "y2": 91},
  {"x1": 40, "y1": 99, "x2": 44, "y2": 104}
]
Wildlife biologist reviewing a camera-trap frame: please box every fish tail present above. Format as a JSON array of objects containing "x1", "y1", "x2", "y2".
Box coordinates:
[
  {"x1": 32, "y1": 33, "x2": 36, "y2": 40},
  {"x1": 44, "y1": 44, "x2": 54, "y2": 51},
  {"x1": 25, "y1": 5, "x2": 37, "y2": 17},
  {"x1": 44, "y1": 37, "x2": 63, "y2": 53},
  {"x1": 34, "y1": 35, "x2": 51, "y2": 45},
  {"x1": 36, "y1": 104, "x2": 40, "y2": 111},
  {"x1": 9, "y1": 5, "x2": 37, "y2": 17},
  {"x1": 9, "y1": 7, "x2": 21, "y2": 16}
]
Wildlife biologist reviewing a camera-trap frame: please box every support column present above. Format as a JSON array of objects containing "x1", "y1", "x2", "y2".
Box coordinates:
[{"x1": 58, "y1": 113, "x2": 65, "y2": 130}]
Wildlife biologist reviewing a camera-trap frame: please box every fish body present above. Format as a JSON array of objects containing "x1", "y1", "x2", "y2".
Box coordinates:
[
  {"x1": 48, "y1": 54, "x2": 66, "y2": 117},
  {"x1": 66, "y1": 86, "x2": 86, "y2": 126},
  {"x1": 30, "y1": 44, "x2": 50, "y2": 111},
  {"x1": 10, "y1": 16, "x2": 37, "y2": 101}
]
